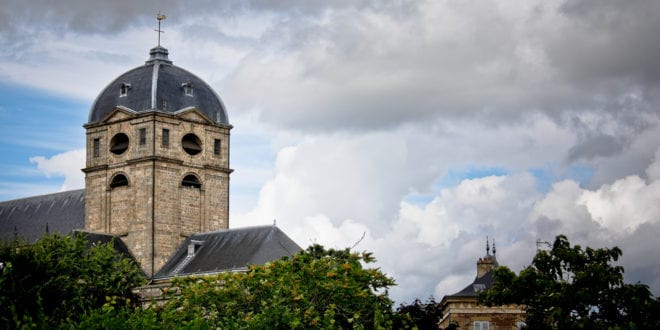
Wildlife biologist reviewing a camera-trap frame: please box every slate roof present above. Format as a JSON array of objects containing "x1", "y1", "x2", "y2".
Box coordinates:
[
  {"x1": 155, "y1": 225, "x2": 302, "y2": 278},
  {"x1": 77, "y1": 230, "x2": 135, "y2": 261},
  {"x1": 446, "y1": 270, "x2": 494, "y2": 298},
  {"x1": 0, "y1": 190, "x2": 302, "y2": 279},
  {"x1": 0, "y1": 189, "x2": 85, "y2": 243},
  {"x1": 88, "y1": 46, "x2": 229, "y2": 125}
]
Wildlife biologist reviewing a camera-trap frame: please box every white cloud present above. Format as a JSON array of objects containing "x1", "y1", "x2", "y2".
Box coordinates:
[
  {"x1": 29, "y1": 149, "x2": 85, "y2": 191},
  {"x1": 232, "y1": 125, "x2": 660, "y2": 303}
]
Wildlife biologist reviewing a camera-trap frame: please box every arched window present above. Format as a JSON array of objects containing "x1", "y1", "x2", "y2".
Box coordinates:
[
  {"x1": 181, "y1": 174, "x2": 201, "y2": 188},
  {"x1": 109, "y1": 174, "x2": 129, "y2": 188}
]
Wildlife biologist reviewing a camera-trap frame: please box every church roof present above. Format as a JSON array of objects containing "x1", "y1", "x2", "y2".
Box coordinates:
[
  {"x1": 0, "y1": 189, "x2": 85, "y2": 243},
  {"x1": 155, "y1": 225, "x2": 303, "y2": 278},
  {"x1": 76, "y1": 230, "x2": 138, "y2": 265},
  {"x1": 88, "y1": 46, "x2": 229, "y2": 125},
  {"x1": 0, "y1": 189, "x2": 302, "y2": 278}
]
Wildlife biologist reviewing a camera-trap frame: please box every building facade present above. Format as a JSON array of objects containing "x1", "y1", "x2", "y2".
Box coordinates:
[
  {"x1": 83, "y1": 46, "x2": 232, "y2": 276},
  {"x1": 0, "y1": 41, "x2": 302, "y2": 283},
  {"x1": 438, "y1": 244, "x2": 525, "y2": 330}
]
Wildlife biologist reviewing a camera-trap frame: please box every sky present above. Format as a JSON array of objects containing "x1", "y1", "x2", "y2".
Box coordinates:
[{"x1": 1, "y1": 0, "x2": 659, "y2": 303}]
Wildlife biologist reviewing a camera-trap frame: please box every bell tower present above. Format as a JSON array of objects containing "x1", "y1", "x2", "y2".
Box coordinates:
[{"x1": 83, "y1": 45, "x2": 232, "y2": 276}]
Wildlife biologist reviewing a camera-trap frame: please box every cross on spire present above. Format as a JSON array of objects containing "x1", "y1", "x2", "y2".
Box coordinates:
[{"x1": 155, "y1": 12, "x2": 167, "y2": 46}]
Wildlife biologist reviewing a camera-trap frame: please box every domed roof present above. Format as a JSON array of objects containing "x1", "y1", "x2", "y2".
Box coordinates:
[{"x1": 88, "y1": 46, "x2": 228, "y2": 125}]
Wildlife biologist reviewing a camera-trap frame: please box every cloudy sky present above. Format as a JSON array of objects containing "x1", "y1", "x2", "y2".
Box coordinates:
[{"x1": 1, "y1": 0, "x2": 660, "y2": 303}]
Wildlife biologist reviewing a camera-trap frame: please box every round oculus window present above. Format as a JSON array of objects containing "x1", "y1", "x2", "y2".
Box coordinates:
[
  {"x1": 182, "y1": 133, "x2": 202, "y2": 156},
  {"x1": 110, "y1": 133, "x2": 129, "y2": 155}
]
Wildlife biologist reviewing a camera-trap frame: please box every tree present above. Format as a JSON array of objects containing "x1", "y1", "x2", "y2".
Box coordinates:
[
  {"x1": 0, "y1": 233, "x2": 145, "y2": 328},
  {"x1": 481, "y1": 235, "x2": 660, "y2": 329},
  {"x1": 82, "y1": 244, "x2": 396, "y2": 329},
  {"x1": 393, "y1": 297, "x2": 443, "y2": 330}
]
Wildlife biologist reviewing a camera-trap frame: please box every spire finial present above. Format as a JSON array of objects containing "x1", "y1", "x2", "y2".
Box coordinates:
[
  {"x1": 155, "y1": 12, "x2": 167, "y2": 47},
  {"x1": 486, "y1": 236, "x2": 490, "y2": 256},
  {"x1": 492, "y1": 238, "x2": 496, "y2": 257}
]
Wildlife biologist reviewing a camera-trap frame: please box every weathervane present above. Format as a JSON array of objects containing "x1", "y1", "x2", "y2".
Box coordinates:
[{"x1": 155, "y1": 12, "x2": 167, "y2": 46}]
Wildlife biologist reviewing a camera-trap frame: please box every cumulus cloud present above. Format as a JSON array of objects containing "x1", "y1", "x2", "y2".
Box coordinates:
[
  {"x1": 235, "y1": 137, "x2": 660, "y2": 302},
  {"x1": 29, "y1": 149, "x2": 85, "y2": 191}
]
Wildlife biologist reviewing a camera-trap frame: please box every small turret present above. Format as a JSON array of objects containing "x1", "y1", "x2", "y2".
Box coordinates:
[{"x1": 476, "y1": 237, "x2": 499, "y2": 278}]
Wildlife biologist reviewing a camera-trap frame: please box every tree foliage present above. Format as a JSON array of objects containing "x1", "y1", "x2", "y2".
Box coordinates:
[
  {"x1": 82, "y1": 244, "x2": 397, "y2": 329},
  {"x1": 481, "y1": 235, "x2": 660, "y2": 329},
  {"x1": 393, "y1": 297, "x2": 443, "y2": 330},
  {"x1": 0, "y1": 233, "x2": 145, "y2": 328}
]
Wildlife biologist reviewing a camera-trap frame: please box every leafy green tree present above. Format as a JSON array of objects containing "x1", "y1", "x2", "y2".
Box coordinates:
[
  {"x1": 82, "y1": 244, "x2": 396, "y2": 329},
  {"x1": 481, "y1": 235, "x2": 660, "y2": 329},
  {"x1": 0, "y1": 233, "x2": 145, "y2": 328},
  {"x1": 393, "y1": 297, "x2": 443, "y2": 330}
]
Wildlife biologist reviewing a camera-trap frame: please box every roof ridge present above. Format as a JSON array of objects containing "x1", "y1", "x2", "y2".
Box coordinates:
[
  {"x1": 192, "y1": 224, "x2": 279, "y2": 236},
  {"x1": 0, "y1": 189, "x2": 85, "y2": 204}
]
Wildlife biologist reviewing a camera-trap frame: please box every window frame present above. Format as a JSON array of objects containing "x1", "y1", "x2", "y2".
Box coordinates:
[
  {"x1": 181, "y1": 82, "x2": 193, "y2": 96},
  {"x1": 213, "y1": 138, "x2": 221, "y2": 156},
  {"x1": 162, "y1": 128, "x2": 169, "y2": 148},
  {"x1": 474, "y1": 320, "x2": 490, "y2": 330},
  {"x1": 120, "y1": 83, "x2": 131, "y2": 97},
  {"x1": 93, "y1": 138, "x2": 100, "y2": 157},
  {"x1": 139, "y1": 128, "x2": 147, "y2": 146}
]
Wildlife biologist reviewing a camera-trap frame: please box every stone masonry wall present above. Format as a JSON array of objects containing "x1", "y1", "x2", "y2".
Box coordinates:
[{"x1": 84, "y1": 109, "x2": 231, "y2": 276}]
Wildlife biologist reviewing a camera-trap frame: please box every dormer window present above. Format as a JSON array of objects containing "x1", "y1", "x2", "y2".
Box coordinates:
[
  {"x1": 120, "y1": 83, "x2": 131, "y2": 97},
  {"x1": 181, "y1": 82, "x2": 193, "y2": 96},
  {"x1": 187, "y1": 240, "x2": 204, "y2": 257}
]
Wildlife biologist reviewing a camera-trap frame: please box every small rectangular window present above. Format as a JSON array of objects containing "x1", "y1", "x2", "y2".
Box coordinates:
[
  {"x1": 162, "y1": 128, "x2": 169, "y2": 147},
  {"x1": 93, "y1": 138, "x2": 100, "y2": 157},
  {"x1": 139, "y1": 128, "x2": 146, "y2": 145},
  {"x1": 474, "y1": 321, "x2": 490, "y2": 330},
  {"x1": 120, "y1": 83, "x2": 131, "y2": 97},
  {"x1": 214, "y1": 139, "x2": 221, "y2": 155},
  {"x1": 182, "y1": 82, "x2": 193, "y2": 96},
  {"x1": 473, "y1": 283, "x2": 486, "y2": 292}
]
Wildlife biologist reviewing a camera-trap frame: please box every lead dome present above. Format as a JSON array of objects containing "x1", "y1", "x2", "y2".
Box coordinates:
[{"x1": 88, "y1": 46, "x2": 228, "y2": 125}]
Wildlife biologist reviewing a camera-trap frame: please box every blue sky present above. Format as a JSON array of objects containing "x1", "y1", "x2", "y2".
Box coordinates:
[
  {"x1": 0, "y1": 82, "x2": 86, "y2": 199},
  {"x1": 1, "y1": 0, "x2": 659, "y2": 303}
]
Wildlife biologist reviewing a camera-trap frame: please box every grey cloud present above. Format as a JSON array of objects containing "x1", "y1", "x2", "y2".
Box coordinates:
[
  {"x1": 567, "y1": 134, "x2": 624, "y2": 161},
  {"x1": 618, "y1": 222, "x2": 660, "y2": 293},
  {"x1": 0, "y1": 0, "x2": 366, "y2": 36},
  {"x1": 556, "y1": 0, "x2": 660, "y2": 83},
  {"x1": 221, "y1": 0, "x2": 660, "y2": 133}
]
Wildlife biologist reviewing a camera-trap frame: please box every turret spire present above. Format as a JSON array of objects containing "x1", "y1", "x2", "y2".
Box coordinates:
[{"x1": 486, "y1": 236, "x2": 490, "y2": 256}]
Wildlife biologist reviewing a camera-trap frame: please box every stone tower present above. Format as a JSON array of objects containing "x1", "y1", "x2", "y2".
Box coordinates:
[{"x1": 83, "y1": 46, "x2": 232, "y2": 276}]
